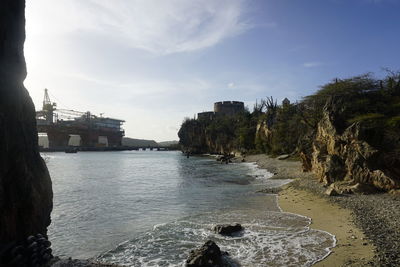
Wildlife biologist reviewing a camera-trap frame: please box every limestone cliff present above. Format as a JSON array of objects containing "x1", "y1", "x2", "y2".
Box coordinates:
[
  {"x1": 0, "y1": 0, "x2": 53, "y2": 243},
  {"x1": 255, "y1": 121, "x2": 272, "y2": 151},
  {"x1": 308, "y1": 99, "x2": 400, "y2": 191},
  {"x1": 178, "y1": 118, "x2": 240, "y2": 155}
]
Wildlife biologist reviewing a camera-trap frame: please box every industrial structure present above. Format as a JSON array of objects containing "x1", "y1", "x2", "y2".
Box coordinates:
[
  {"x1": 197, "y1": 101, "x2": 245, "y2": 120},
  {"x1": 36, "y1": 89, "x2": 125, "y2": 149}
]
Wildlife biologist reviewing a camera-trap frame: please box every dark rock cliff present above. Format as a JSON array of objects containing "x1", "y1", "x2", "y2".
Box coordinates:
[
  {"x1": 0, "y1": 0, "x2": 53, "y2": 242},
  {"x1": 178, "y1": 120, "x2": 236, "y2": 155}
]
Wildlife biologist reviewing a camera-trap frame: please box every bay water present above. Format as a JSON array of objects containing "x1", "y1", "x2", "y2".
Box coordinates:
[{"x1": 43, "y1": 151, "x2": 335, "y2": 266}]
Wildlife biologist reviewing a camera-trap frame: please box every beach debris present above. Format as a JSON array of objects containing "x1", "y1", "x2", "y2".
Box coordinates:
[
  {"x1": 277, "y1": 154, "x2": 290, "y2": 160},
  {"x1": 186, "y1": 240, "x2": 231, "y2": 267},
  {"x1": 347, "y1": 183, "x2": 379, "y2": 194},
  {"x1": 389, "y1": 189, "x2": 400, "y2": 195},
  {"x1": 213, "y1": 224, "x2": 243, "y2": 236},
  {"x1": 325, "y1": 187, "x2": 340, "y2": 196},
  {"x1": 329, "y1": 182, "x2": 380, "y2": 195}
]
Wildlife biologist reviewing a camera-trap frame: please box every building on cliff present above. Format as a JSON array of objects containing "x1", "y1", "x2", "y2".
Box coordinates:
[
  {"x1": 197, "y1": 111, "x2": 216, "y2": 120},
  {"x1": 282, "y1": 98, "x2": 290, "y2": 106},
  {"x1": 214, "y1": 101, "x2": 245, "y2": 116},
  {"x1": 197, "y1": 101, "x2": 245, "y2": 120}
]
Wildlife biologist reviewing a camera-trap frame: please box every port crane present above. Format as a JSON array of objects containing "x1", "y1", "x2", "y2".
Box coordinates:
[{"x1": 36, "y1": 89, "x2": 125, "y2": 148}]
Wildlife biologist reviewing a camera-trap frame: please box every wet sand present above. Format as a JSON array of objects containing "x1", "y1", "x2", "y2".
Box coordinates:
[
  {"x1": 246, "y1": 154, "x2": 376, "y2": 266},
  {"x1": 279, "y1": 186, "x2": 374, "y2": 266}
]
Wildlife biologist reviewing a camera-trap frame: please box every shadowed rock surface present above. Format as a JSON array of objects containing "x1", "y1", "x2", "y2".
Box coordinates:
[
  {"x1": 0, "y1": 0, "x2": 53, "y2": 244},
  {"x1": 186, "y1": 240, "x2": 237, "y2": 267},
  {"x1": 213, "y1": 224, "x2": 243, "y2": 236}
]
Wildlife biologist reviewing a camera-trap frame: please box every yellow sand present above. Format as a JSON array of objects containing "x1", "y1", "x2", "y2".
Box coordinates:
[{"x1": 279, "y1": 186, "x2": 375, "y2": 267}]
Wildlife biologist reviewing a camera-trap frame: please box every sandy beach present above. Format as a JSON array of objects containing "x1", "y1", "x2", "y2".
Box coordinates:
[
  {"x1": 246, "y1": 155, "x2": 377, "y2": 266},
  {"x1": 279, "y1": 186, "x2": 374, "y2": 266}
]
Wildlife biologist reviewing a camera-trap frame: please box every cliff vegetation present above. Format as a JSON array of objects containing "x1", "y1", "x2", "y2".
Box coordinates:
[
  {"x1": 178, "y1": 72, "x2": 400, "y2": 191},
  {"x1": 178, "y1": 109, "x2": 258, "y2": 154}
]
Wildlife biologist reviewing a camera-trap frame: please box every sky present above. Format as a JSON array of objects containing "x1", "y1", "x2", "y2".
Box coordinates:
[{"x1": 24, "y1": 0, "x2": 400, "y2": 142}]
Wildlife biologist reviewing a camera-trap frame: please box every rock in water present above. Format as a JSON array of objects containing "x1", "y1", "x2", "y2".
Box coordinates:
[
  {"x1": 186, "y1": 240, "x2": 230, "y2": 267},
  {"x1": 213, "y1": 224, "x2": 243, "y2": 236},
  {"x1": 0, "y1": 0, "x2": 53, "y2": 243},
  {"x1": 277, "y1": 154, "x2": 290, "y2": 160}
]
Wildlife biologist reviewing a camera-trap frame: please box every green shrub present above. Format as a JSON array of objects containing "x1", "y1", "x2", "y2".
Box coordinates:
[
  {"x1": 386, "y1": 116, "x2": 400, "y2": 127},
  {"x1": 348, "y1": 113, "x2": 385, "y2": 124}
]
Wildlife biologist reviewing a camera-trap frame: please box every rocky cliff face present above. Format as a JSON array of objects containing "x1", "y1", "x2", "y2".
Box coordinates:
[
  {"x1": 308, "y1": 100, "x2": 400, "y2": 192},
  {"x1": 178, "y1": 120, "x2": 237, "y2": 154},
  {"x1": 255, "y1": 121, "x2": 273, "y2": 147},
  {"x1": 0, "y1": 0, "x2": 53, "y2": 242},
  {"x1": 178, "y1": 120, "x2": 208, "y2": 154}
]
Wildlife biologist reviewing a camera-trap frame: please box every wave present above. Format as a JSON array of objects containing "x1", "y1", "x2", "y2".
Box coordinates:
[{"x1": 97, "y1": 210, "x2": 335, "y2": 267}]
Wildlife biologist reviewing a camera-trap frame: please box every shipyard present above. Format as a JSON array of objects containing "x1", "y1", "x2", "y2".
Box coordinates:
[
  {"x1": 36, "y1": 89, "x2": 169, "y2": 152},
  {"x1": 36, "y1": 89, "x2": 125, "y2": 151}
]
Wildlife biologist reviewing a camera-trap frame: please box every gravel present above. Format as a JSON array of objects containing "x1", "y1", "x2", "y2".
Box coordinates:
[
  {"x1": 246, "y1": 154, "x2": 400, "y2": 267},
  {"x1": 292, "y1": 177, "x2": 400, "y2": 267}
]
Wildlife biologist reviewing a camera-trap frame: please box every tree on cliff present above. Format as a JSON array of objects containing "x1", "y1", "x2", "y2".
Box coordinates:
[
  {"x1": 178, "y1": 110, "x2": 258, "y2": 154},
  {"x1": 178, "y1": 71, "x2": 400, "y2": 162},
  {"x1": 260, "y1": 72, "x2": 400, "y2": 156},
  {"x1": 178, "y1": 118, "x2": 208, "y2": 153}
]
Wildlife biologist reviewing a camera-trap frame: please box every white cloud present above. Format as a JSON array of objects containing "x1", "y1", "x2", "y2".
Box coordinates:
[
  {"x1": 303, "y1": 62, "x2": 323, "y2": 68},
  {"x1": 23, "y1": 0, "x2": 268, "y2": 141},
  {"x1": 26, "y1": 0, "x2": 250, "y2": 55}
]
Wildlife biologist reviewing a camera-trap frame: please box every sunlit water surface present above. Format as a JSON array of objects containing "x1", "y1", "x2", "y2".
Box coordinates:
[{"x1": 43, "y1": 151, "x2": 335, "y2": 266}]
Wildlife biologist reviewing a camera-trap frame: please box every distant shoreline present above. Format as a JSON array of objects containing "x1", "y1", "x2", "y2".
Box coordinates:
[{"x1": 39, "y1": 146, "x2": 176, "y2": 152}]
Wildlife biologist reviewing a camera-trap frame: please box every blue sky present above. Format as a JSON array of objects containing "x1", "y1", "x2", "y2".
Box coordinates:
[{"x1": 24, "y1": 0, "x2": 400, "y2": 141}]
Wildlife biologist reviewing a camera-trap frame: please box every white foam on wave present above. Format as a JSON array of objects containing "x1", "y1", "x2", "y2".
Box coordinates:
[
  {"x1": 242, "y1": 162, "x2": 273, "y2": 180},
  {"x1": 98, "y1": 209, "x2": 336, "y2": 267},
  {"x1": 240, "y1": 161, "x2": 293, "y2": 189},
  {"x1": 97, "y1": 158, "x2": 336, "y2": 267}
]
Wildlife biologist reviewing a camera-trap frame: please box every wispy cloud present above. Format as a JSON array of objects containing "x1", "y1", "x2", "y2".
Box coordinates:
[
  {"x1": 57, "y1": 71, "x2": 213, "y2": 106},
  {"x1": 27, "y1": 0, "x2": 250, "y2": 55},
  {"x1": 303, "y1": 62, "x2": 323, "y2": 68},
  {"x1": 228, "y1": 82, "x2": 236, "y2": 88}
]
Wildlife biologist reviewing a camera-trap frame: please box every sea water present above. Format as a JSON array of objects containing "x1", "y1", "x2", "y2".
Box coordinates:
[{"x1": 43, "y1": 151, "x2": 335, "y2": 266}]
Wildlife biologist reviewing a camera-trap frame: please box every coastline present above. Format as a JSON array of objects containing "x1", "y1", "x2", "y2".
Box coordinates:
[
  {"x1": 245, "y1": 154, "x2": 376, "y2": 266},
  {"x1": 279, "y1": 186, "x2": 374, "y2": 266},
  {"x1": 49, "y1": 153, "x2": 398, "y2": 266}
]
